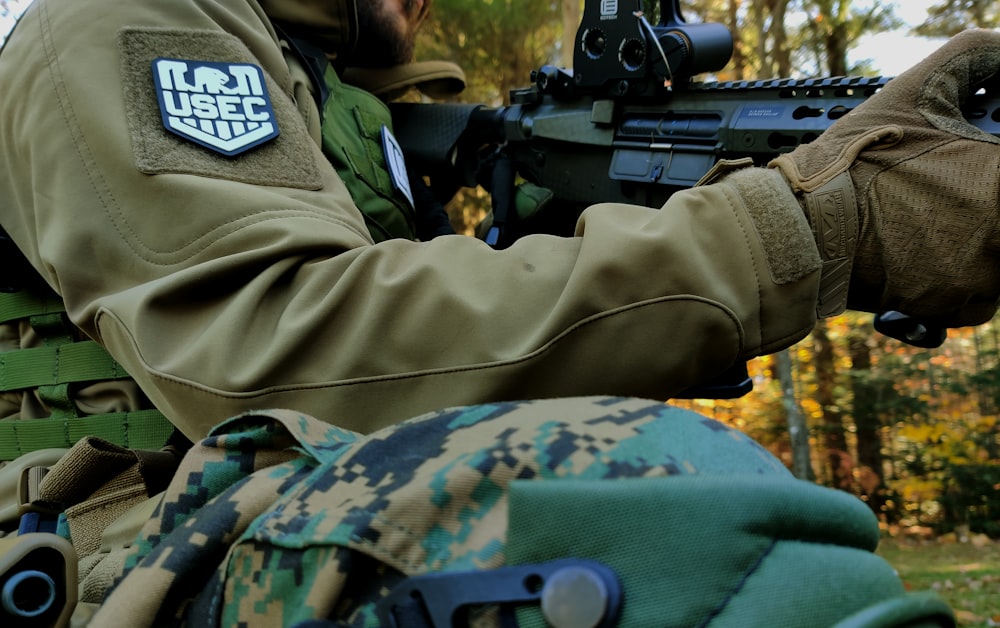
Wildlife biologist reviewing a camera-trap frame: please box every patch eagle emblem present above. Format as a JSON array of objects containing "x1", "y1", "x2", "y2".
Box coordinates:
[{"x1": 152, "y1": 58, "x2": 280, "y2": 156}]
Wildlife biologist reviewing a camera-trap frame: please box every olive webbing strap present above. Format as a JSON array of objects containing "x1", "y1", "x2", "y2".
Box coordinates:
[
  {"x1": 0, "y1": 410, "x2": 176, "y2": 461},
  {"x1": 0, "y1": 288, "x2": 67, "y2": 323},
  {"x1": 0, "y1": 340, "x2": 131, "y2": 391},
  {"x1": 0, "y1": 289, "x2": 175, "y2": 458}
]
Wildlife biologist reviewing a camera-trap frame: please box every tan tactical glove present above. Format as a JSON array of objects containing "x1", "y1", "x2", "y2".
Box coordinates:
[{"x1": 770, "y1": 29, "x2": 1000, "y2": 327}]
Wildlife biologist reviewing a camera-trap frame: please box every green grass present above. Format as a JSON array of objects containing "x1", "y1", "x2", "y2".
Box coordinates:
[{"x1": 876, "y1": 535, "x2": 1000, "y2": 627}]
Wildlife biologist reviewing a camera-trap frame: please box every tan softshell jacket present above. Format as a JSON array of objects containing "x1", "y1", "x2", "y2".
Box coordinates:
[{"x1": 0, "y1": 0, "x2": 822, "y2": 440}]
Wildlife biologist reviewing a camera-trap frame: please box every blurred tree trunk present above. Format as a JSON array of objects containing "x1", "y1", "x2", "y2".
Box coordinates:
[
  {"x1": 560, "y1": 0, "x2": 580, "y2": 68},
  {"x1": 777, "y1": 349, "x2": 815, "y2": 481},
  {"x1": 849, "y1": 327, "x2": 885, "y2": 513},
  {"x1": 813, "y1": 319, "x2": 853, "y2": 489},
  {"x1": 801, "y1": 0, "x2": 899, "y2": 75},
  {"x1": 749, "y1": 0, "x2": 792, "y2": 77},
  {"x1": 726, "y1": 0, "x2": 748, "y2": 79},
  {"x1": 804, "y1": 0, "x2": 850, "y2": 75},
  {"x1": 973, "y1": 327, "x2": 985, "y2": 415}
]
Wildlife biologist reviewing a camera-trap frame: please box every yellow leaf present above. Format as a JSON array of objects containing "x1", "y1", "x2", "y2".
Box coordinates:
[{"x1": 955, "y1": 610, "x2": 983, "y2": 624}]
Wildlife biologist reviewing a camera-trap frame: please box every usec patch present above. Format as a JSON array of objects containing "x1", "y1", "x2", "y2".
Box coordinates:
[{"x1": 152, "y1": 58, "x2": 280, "y2": 157}]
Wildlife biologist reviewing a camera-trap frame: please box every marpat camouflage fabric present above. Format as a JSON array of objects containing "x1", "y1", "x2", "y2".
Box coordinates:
[{"x1": 90, "y1": 396, "x2": 786, "y2": 626}]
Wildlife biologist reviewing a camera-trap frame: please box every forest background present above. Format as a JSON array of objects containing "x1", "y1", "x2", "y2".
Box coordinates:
[{"x1": 1, "y1": 0, "x2": 998, "y2": 535}]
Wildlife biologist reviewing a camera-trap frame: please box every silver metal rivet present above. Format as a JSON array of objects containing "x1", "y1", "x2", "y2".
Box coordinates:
[{"x1": 540, "y1": 566, "x2": 609, "y2": 628}]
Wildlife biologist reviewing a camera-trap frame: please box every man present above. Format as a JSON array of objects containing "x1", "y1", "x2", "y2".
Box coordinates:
[
  {"x1": 1, "y1": 0, "x2": 998, "y2": 440},
  {"x1": 0, "y1": 0, "x2": 997, "y2": 624}
]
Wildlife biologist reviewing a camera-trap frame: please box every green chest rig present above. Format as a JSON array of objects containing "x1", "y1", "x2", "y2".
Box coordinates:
[
  {"x1": 0, "y1": 232, "x2": 174, "y2": 463},
  {"x1": 286, "y1": 31, "x2": 418, "y2": 243},
  {"x1": 320, "y1": 65, "x2": 418, "y2": 242},
  {"x1": 282, "y1": 26, "x2": 469, "y2": 243}
]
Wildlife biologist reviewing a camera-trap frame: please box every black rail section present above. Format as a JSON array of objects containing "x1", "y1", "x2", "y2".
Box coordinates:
[{"x1": 396, "y1": 73, "x2": 1000, "y2": 217}]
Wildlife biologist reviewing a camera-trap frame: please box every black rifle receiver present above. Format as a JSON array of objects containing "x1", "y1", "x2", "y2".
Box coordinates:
[{"x1": 392, "y1": 0, "x2": 1000, "y2": 389}]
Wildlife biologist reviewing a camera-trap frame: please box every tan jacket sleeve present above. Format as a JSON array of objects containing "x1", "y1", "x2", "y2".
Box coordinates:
[{"x1": 0, "y1": 0, "x2": 822, "y2": 440}]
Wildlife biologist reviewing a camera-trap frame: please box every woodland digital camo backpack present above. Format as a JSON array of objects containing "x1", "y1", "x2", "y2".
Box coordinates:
[{"x1": 87, "y1": 397, "x2": 957, "y2": 627}]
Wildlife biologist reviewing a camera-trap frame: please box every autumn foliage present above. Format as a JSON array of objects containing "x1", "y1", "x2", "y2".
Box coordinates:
[{"x1": 675, "y1": 313, "x2": 1000, "y2": 537}]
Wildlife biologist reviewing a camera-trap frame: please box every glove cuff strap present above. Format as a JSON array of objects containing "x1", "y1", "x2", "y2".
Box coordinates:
[
  {"x1": 801, "y1": 171, "x2": 858, "y2": 317},
  {"x1": 695, "y1": 157, "x2": 755, "y2": 187}
]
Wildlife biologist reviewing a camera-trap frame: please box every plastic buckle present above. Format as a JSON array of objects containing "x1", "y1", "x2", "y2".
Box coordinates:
[
  {"x1": 374, "y1": 558, "x2": 623, "y2": 628},
  {"x1": 0, "y1": 450, "x2": 67, "y2": 532},
  {"x1": 18, "y1": 466, "x2": 59, "y2": 535},
  {"x1": 18, "y1": 466, "x2": 48, "y2": 509}
]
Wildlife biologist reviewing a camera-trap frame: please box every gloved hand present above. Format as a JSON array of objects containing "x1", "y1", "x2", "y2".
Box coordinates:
[{"x1": 770, "y1": 29, "x2": 1000, "y2": 327}]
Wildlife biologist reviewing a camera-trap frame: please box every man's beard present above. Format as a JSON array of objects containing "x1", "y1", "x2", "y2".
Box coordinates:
[{"x1": 351, "y1": 1, "x2": 417, "y2": 68}]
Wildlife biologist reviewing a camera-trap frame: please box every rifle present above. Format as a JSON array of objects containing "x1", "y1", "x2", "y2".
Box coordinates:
[
  {"x1": 395, "y1": 0, "x2": 1000, "y2": 233},
  {"x1": 392, "y1": 0, "x2": 1000, "y2": 376}
]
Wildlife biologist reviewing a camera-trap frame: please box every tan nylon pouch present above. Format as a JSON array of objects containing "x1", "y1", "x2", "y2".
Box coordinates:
[
  {"x1": 32, "y1": 438, "x2": 180, "y2": 602},
  {"x1": 37, "y1": 439, "x2": 176, "y2": 556}
]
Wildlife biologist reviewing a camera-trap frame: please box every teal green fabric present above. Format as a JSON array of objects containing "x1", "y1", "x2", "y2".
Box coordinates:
[
  {"x1": 321, "y1": 66, "x2": 416, "y2": 242},
  {"x1": 833, "y1": 592, "x2": 956, "y2": 628},
  {"x1": 507, "y1": 476, "x2": 955, "y2": 627}
]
